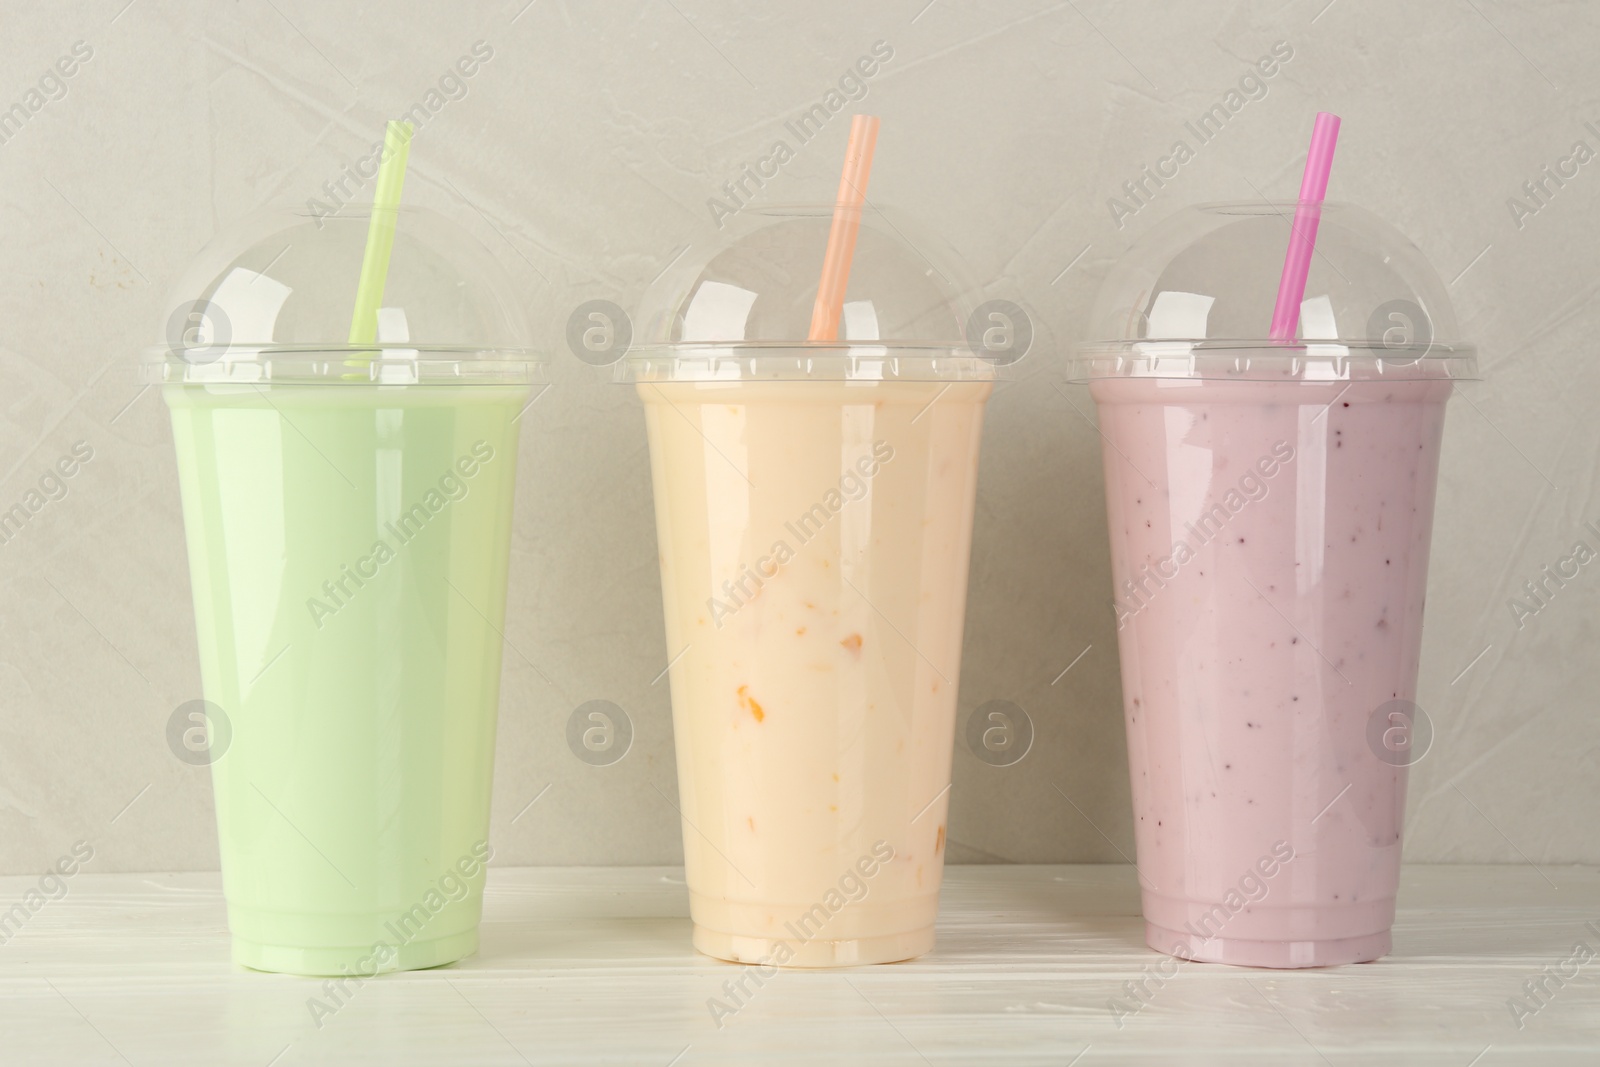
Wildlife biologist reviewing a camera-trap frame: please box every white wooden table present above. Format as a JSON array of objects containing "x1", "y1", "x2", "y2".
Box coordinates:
[{"x1": 1, "y1": 865, "x2": 1595, "y2": 1065}]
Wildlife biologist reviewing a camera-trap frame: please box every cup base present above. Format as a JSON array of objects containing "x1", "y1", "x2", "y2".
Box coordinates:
[
  {"x1": 1146, "y1": 921, "x2": 1389, "y2": 969},
  {"x1": 233, "y1": 928, "x2": 479, "y2": 976},
  {"x1": 693, "y1": 924, "x2": 934, "y2": 968}
]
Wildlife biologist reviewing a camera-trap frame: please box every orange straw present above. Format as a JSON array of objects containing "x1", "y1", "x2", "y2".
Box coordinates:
[{"x1": 808, "y1": 114, "x2": 881, "y2": 341}]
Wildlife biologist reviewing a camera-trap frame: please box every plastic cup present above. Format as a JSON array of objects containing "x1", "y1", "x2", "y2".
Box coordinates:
[
  {"x1": 148, "y1": 206, "x2": 540, "y2": 975},
  {"x1": 626, "y1": 206, "x2": 1003, "y2": 966},
  {"x1": 1072, "y1": 202, "x2": 1476, "y2": 968}
]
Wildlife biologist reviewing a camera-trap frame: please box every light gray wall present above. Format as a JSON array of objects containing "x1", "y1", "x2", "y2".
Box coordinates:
[{"x1": 1, "y1": 0, "x2": 1596, "y2": 874}]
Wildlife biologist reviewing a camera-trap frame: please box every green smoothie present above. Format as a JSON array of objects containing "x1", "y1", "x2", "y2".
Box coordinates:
[{"x1": 166, "y1": 382, "x2": 525, "y2": 975}]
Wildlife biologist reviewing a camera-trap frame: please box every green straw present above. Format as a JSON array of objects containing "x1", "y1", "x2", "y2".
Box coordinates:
[{"x1": 347, "y1": 120, "x2": 414, "y2": 347}]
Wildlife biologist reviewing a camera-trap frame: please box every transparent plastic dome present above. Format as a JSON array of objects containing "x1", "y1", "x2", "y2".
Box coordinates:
[
  {"x1": 624, "y1": 204, "x2": 1002, "y2": 381},
  {"x1": 1074, "y1": 201, "x2": 1475, "y2": 380},
  {"x1": 145, "y1": 205, "x2": 541, "y2": 385}
]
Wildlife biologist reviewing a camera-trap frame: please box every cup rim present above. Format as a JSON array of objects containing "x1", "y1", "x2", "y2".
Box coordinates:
[
  {"x1": 1065, "y1": 340, "x2": 1478, "y2": 383},
  {"x1": 140, "y1": 344, "x2": 545, "y2": 385},
  {"x1": 1073, "y1": 339, "x2": 1476, "y2": 355},
  {"x1": 616, "y1": 341, "x2": 1005, "y2": 383}
]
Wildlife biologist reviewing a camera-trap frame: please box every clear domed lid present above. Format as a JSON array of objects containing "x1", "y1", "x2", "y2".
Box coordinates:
[
  {"x1": 1073, "y1": 201, "x2": 1475, "y2": 380},
  {"x1": 623, "y1": 204, "x2": 1008, "y2": 381},
  {"x1": 145, "y1": 205, "x2": 541, "y2": 385}
]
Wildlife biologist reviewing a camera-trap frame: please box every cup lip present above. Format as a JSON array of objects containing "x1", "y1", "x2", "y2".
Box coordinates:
[
  {"x1": 630, "y1": 340, "x2": 982, "y2": 354},
  {"x1": 140, "y1": 344, "x2": 545, "y2": 385},
  {"x1": 617, "y1": 341, "x2": 1003, "y2": 383},
  {"x1": 143, "y1": 342, "x2": 547, "y2": 357},
  {"x1": 1073, "y1": 338, "x2": 1476, "y2": 355},
  {"x1": 1065, "y1": 339, "x2": 1479, "y2": 383}
]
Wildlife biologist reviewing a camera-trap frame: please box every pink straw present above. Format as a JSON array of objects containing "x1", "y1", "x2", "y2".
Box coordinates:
[{"x1": 1269, "y1": 112, "x2": 1341, "y2": 342}]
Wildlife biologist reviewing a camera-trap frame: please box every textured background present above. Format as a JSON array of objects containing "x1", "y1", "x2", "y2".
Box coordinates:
[{"x1": 0, "y1": 0, "x2": 1595, "y2": 875}]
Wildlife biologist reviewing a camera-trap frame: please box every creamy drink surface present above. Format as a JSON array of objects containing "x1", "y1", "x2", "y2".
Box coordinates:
[
  {"x1": 639, "y1": 378, "x2": 990, "y2": 966},
  {"x1": 1090, "y1": 373, "x2": 1450, "y2": 967}
]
